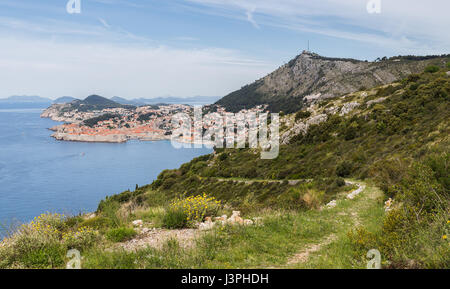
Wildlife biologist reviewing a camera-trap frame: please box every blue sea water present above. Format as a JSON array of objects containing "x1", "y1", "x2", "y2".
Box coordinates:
[{"x1": 0, "y1": 106, "x2": 211, "y2": 232}]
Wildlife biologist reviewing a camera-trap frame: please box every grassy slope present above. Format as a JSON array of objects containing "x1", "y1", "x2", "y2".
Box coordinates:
[
  {"x1": 1, "y1": 67, "x2": 448, "y2": 269},
  {"x1": 151, "y1": 70, "x2": 449, "y2": 205},
  {"x1": 80, "y1": 180, "x2": 384, "y2": 269},
  {"x1": 78, "y1": 68, "x2": 448, "y2": 269}
]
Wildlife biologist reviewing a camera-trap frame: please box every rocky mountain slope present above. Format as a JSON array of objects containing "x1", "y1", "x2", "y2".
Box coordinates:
[{"x1": 216, "y1": 52, "x2": 450, "y2": 113}]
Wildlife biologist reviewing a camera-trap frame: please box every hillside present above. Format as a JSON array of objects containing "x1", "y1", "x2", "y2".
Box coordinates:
[
  {"x1": 60, "y1": 95, "x2": 134, "y2": 113},
  {"x1": 137, "y1": 67, "x2": 449, "y2": 268},
  {"x1": 1, "y1": 62, "x2": 448, "y2": 270},
  {"x1": 216, "y1": 52, "x2": 450, "y2": 113},
  {"x1": 154, "y1": 68, "x2": 449, "y2": 201}
]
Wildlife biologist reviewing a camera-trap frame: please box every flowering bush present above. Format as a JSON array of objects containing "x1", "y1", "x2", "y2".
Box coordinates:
[
  {"x1": 163, "y1": 193, "x2": 221, "y2": 228},
  {"x1": 0, "y1": 213, "x2": 99, "y2": 268},
  {"x1": 1, "y1": 213, "x2": 68, "y2": 268},
  {"x1": 19, "y1": 213, "x2": 66, "y2": 241},
  {"x1": 172, "y1": 193, "x2": 221, "y2": 223},
  {"x1": 62, "y1": 226, "x2": 98, "y2": 250}
]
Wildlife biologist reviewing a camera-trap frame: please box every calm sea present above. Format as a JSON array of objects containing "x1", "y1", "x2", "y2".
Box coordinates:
[{"x1": 0, "y1": 106, "x2": 211, "y2": 233}]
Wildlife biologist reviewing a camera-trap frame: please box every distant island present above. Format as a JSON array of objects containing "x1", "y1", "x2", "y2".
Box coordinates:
[{"x1": 0, "y1": 95, "x2": 52, "y2": 103}]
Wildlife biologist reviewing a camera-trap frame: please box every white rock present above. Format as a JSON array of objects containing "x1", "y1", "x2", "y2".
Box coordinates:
[
  {"x1": 85, "y1": 213, "x2": 96, "y2": 220},
  {"x1": 346, "y1": 184, "x2": 365, "y2": 199},
  {"x1": 306, "y1": 114, "x2": 327, "y2": 126},
  {"x1": 227, "y1": 211, "x2": 244, "y2": 225},
  {"x1": 141, "y1": 228, "x2": 151, "y2": 234},
  {"x1": 304, "y1": 93, "x2": 322, "y2": 102},
  {"x1": 243, "y1": 219, "x2": 254, "y2": 226},
  {"x1": 198, "y1": 221, "x2": 214, "y2": 231},
  {"x1": 132, "y1": 220, "x2": 143, "y2": 227},
  {"x1": 367, "y1": 97, "x2": 387, "y2": 106},
  {"x1": 340, "y1": 102, "x2": 360, "y2": 116},
  {"x1": 325, "y1": 200, "x2": 337, "y2": 209}
]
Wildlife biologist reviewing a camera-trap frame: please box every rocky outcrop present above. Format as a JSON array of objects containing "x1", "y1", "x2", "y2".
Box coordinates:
[
  {"x1": 340, "y1": 102, "x2": 360, "y2": 116},
  {"x1": 281, "y1": 113, "x2": 328, "y2": 145}
]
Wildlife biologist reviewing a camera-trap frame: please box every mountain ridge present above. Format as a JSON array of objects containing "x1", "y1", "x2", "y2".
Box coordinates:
[{"x1": 215, "y1": 51, "x2": 450, "y2": 113}]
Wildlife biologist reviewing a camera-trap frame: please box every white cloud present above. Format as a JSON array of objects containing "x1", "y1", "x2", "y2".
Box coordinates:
[
  {"x1": 186, "y1": 0, "x2": 450, "y2": 54},
  {"x1": 0, "y1": 36, "x2": 275, "y2": 99},
  {"x1": 245, "y1": 8, "x2": 259, "y2": 29},
  {"x1": 98, "y1": 18, "x2": 111, "y2": 29}
]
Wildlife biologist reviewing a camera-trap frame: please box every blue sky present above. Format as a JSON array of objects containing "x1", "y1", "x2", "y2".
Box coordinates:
[{"x1": 0, "y1": 0, "x2": 449, "y2": 99}]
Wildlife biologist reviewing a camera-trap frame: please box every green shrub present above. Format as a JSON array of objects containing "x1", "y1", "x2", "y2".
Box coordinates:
[
  {"x1": 376, "y1": 85, "x2": 400, "y2": 97},
  {"x1": 62, "y1": 226, "x2": 99, "y2": 250},
  {"x1": 64, "y1": 215, "x2": 84, "y2": 228},
  {"x1": 409, "y1": 83, "x2": 419, "y2": 91},
  {"x1": 145, "y1": 191, "x2": 169, "y2": 207},
  {"x1": 295, "y1": 110, "x2": 311, "y2": 121},
  {"x1": 354, "y1": 159, "x2": 449, "y2": 268},
  {"x1": 343, "y1": 121, "x2": 359, "y2": 140},
  {"x1": 334, "y1": 177, "x2": 346, "y2": 187},
  {"x1": 347, "y1": 227, "x2": 377, "y2": 256},
  {"x1": 19, "y1": 243, "x2": 66, "y2": 269},
  {"x1": 168, "y1": 194, "x2": 221, "y2": 225},
  {"x1": 98, "y1": 201, "x2": 124, "y2": 228},
  {"x1": 336, "y1": 161, "x2": 352, "y2": 177},
  {"x1": 105, "y1": 227, "x2": 137, "y2": 242},
  {"x1": 424, "y1": 65, "x2": 440, "y2": 73},
  {"x1": 82, "y1": 249, "x2": 142, "y2": 269},
  {"x1": 79, "y1": 216, "x2": 113, "y2": 230},
  {"x1": 219, "y1": 153, "x2": 228, "y2": 161},
  {"x1": 369, "y1": 158, "x2": 409, "y2": 196},
  {"x1": 162, "y1": 209, "x2": 188, "y2": 229},
  {"x1": 0, "y1": 213, "x2": 69, "y2": 268}
]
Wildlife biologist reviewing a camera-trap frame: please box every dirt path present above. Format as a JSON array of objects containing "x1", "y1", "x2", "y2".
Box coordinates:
[
  {"x1": 118, "y1": 228, "x2": 201, "y2": 251},
  {"x1": 116, "y1": 178, "x2": 381, "y2": 269},
  {"x1": 286, "y1": 234, "x2": 337, "y2": 265},
  {"x1": 278, "y1": 180, "x2": 379, "y2": 267},
  {"x1": 212, "y1": 177, "x2": 312, "y2": 186}
]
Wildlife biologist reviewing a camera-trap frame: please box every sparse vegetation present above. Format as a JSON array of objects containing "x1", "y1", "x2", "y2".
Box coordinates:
[
  {"x1": 105, "y1": 227, "x2": 137, "y2": 243},
  {"x1": 425, "y1": 65, "x2": 440, "y2": 73}
]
